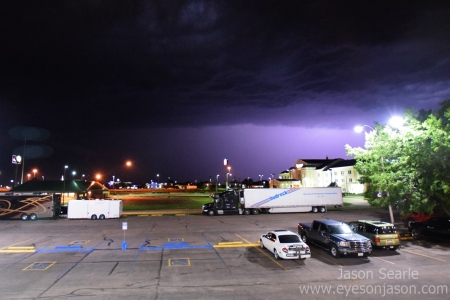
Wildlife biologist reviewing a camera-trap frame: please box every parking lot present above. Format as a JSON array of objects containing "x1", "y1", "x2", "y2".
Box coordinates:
[{"x1": 0, "y1": 209, "x2": 448, "y2": 299}]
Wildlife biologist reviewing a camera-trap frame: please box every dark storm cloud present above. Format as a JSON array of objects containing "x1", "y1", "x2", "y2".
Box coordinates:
[
  {"x1": 2, "y1": 0, "x2": 450, "y2": 132},
  {"x1": 1, "y1": 0, "x2": 450, "y2": 183}
]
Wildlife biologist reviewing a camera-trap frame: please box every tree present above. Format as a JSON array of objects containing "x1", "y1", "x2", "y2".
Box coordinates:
[{"x1": 346, "y1": 101, "x2": 450, "y2": 216}]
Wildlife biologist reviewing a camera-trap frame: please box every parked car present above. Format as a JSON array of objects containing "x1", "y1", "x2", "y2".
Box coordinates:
[
  {"x1": 409, "y1": 216, "x2": 450, "y2": 240},
  {"x1": 260, "y1": 230, "x2": 311, "y2": 260},
  {"x1": 403, "y1": 212, "x2": 436, "y2": 228},
  {"x1": 298, "y1": 219, "x2": 372, "y2": 258},
  {"x1": 348, "y1": 220, "x2": 400, "y2": 250}
]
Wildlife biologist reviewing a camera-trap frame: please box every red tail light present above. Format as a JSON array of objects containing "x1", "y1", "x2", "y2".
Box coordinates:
[
  {"x1": 282, "y1": 247, "x2": 288, "y2": 253},
  {"x1": 374, "y1": 237, "x2": 380, "y2": 243}
]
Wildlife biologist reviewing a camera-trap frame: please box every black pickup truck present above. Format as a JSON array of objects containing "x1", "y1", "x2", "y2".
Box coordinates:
[
  {"x1": 409, "y1": 216, "x2": 450, "y2": 240},
  {"x1": 298, "y1": 219, "x2": 372, "y2": 258}
]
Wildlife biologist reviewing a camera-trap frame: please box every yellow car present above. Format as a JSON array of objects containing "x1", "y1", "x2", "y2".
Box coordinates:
[{"x1": 349, "y1": 220, "x2": 400, "y2": 250}]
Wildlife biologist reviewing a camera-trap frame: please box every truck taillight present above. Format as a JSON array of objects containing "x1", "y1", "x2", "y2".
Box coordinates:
[
  {"x1": 374, "y1": 237, "x2": 380, "y2": 243},
  {"x1": 282, "y1": 247, "x2": 288, "y2": 253},
  {"x1": 305, "y1": 246, "x2": 310, "y2": 252}
]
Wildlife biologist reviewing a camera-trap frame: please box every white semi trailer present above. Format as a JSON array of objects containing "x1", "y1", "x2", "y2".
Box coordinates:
[
  {"x1": 202, "y1": 188, "x2": 343, "y2": 215},
  {"x1": 67, "y1": 199, "x2": 123, "y2": 220}
]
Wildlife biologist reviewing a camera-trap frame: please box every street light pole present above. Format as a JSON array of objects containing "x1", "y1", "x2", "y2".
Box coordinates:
[
  {"x1": 216, "y1": 174, "x2": 219, "y2": 192},
  {"x1": 63, "y1": 165, "x2": 68, "y2": 205}
]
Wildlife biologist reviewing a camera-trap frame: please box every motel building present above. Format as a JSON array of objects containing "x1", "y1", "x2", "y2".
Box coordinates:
[{"x1": 271, "y1": 157, "x2": 365, "y2": 194}]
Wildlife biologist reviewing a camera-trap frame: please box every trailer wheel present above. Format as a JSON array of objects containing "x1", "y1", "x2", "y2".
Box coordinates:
[
  {"x1": 91, "y1": 214, "x2": 98, "y2": 220},
  {"x1": 252, "y1": 209, "x2": 259, "y2": 215},
  {"x1": 29, "y1": 213, "x2": 37, "y2": 221},
  {"x1": 208, "y1": 210, "x2": 215, "y2": 216},
  {"x1": 243, "y1": 209, "x2": 251, "y2": 215},
  {"x1": 319, "y1": 206, "x2": 327, "y2": 213},
  {"x1": 21, "y1": 213, "x2": 28, "y2": 221},
  {"x1": 99, "y1": 214, "x2": 105, "y2": 220},
  {"x1": 311, "y1": 207, "x2": 319, "y2": 213}
]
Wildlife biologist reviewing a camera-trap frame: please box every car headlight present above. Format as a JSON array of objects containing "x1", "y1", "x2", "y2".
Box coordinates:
[
  {"x1": 366, "y1": 240, "x2": 372, "y2": 246},
  {"x1": 339, "y1": 241, "x2": 350, "y2": 247}
]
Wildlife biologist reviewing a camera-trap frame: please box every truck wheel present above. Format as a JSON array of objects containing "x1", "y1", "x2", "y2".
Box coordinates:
[
  {"x1": 91, "y1": 214, "x2": 98, "y2": 220},
  {"x1": 274, "y1": 249, "x2": 281, "y2": 260},
  {"x1": 311, "y1": 207, "x2": 318, "y2": 213},
  {"x1": 252, "y1": 209, "x2": 259, "y2": 215},
  {"x1": 21, "y1": 213, "x2": 28, "y2": 221},
  {"x1": 208, "y1": 210, "x2": 215, "y2": 216},
  {"x1": 29, "y1": 213, "x2": 37, "y2": 221},
  {"x1": 99, "y1": 214, "x2": 105, "y2": 220},
  {"x1": 301, "y1": 234, "x2": 308, "y2": 244},
  {"x1": 260, "y1": 239, "x2": 265, "y2": 249},
  {"x1": 330, "y1": 244, "x2": 340, "y2": 258},
  {"x1": 411, "y1": 228, "x2": 421, "y2": 239},
  {"x1": 319, "y1": 206, "x2": 326, "y2": 213},
  {"x1": 243, "y1": 209, "x2": 250, "y2": 215}
]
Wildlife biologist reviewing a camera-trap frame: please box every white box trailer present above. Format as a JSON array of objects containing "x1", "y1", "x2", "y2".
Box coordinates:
[
  {"x1": 203, "y1": 187, "x2": 343, "y2": 215},
  {"x1": 241, "y1": 187, "x2": 343, "y2": 213},
  {"x1": 67, "y1": 199, "x2": 123, "y2": 220}
]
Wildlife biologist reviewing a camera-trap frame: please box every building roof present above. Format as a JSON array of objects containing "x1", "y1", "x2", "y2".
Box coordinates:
[
  {"x1": 295, "y1": 158, "x2": 355, "y2": 171},
  {"x1": 10, "y1": 179, "x2": 108, "y2": 193}
]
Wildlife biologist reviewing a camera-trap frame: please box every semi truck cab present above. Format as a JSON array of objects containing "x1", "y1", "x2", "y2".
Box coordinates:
[{"x1": 202, "y1": 190, "x2": 242, "y2": 215}]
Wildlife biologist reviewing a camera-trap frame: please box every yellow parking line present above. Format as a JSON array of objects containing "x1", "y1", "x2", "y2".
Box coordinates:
[
  {"x1": 255, "y1": 246, "x2": 288, "y2": 271},
  {"x1": 234, "y1": 233, "x2": 255, "y2": 244},
  {"x1": 316, "y1": 254, "x2": 343, "y2": 268},
  {"x1": 402, "y1": 249, "x2": 446, "y2": 262},
  {"x1": 371, "y1": 256, "x2": 395, "y2": 265},
  {"x1": 0, "y1": 239, "x2": 35, "y2": 253}
]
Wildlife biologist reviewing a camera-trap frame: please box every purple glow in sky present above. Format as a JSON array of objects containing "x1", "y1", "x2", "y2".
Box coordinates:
[{"x1": 1, "y1": 1, "x2": 450, "y2": 184}]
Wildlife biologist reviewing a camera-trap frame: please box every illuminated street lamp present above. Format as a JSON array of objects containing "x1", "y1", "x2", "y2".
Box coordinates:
[
  {"x1": 226, "y1": 166, "x2": 231, "y2": 189},
  {"x1": 32, "y1": 169, "x2": 37, "y2": 178},
  {"x1": 259, "y1": 174, "x2": 263, "y2": 186},
  {"x1": 216, "y1": 174, "x2": 219, "y2": 192},
  {"x1": 226, "y1": 173, "x2": 232, "y2": 190},
  {"x1": 27, "y1": 173, "x2": 31, "y2": 181},
  {"x1": 72, "y1": 171, "x2": 76, "y2": 180},
  {"x1": 63, "y1": 165, "x2": 68, "y2": 205}
]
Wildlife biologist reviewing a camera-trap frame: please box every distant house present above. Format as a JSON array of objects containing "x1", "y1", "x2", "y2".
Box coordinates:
[
  {"x1": 9, "y1": 179, "x2": 110, "y2": 204},
  {"x1": 273, "y1": 157, "x2": 364, "y2": 194}
]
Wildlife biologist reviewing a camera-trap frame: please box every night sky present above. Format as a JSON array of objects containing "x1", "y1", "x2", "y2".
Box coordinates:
[{"x1": 1, "y1": 1, "x2": 450, "y2": 186}]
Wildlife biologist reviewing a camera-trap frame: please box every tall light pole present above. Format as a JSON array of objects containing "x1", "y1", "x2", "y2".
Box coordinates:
[
  {"x1": 157, "y1": 174, "x2": 159, "y2": 188},
  {"x1": 259, "y1": 175, "x2": 263, "y2": 187},
  {"x1": 226, "y1": 166, "x2": 231, "y2": 189},
  {"x1": 216, "y1": 174, "x2": 219, "y2": 192},
  {"x1": 226, "y1": 173, "x2": 232, "y2": 190},
  {"x1": 72, "y1": 171, "x2": 76, "y2": 180},
  {"x1": 63, "y1": 165, "x2": 68, "y2": 205},
  {"x1": 32, "y1": 169, "x2": 37, "y2": 178}
]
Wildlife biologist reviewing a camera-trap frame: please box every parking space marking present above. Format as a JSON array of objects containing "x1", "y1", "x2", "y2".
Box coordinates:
[
  {"x1": 0, "y1": 239, "x2": 35, "y2": 253},
  {"x1": 23, "y1": 262, "x2": 56, "y2": 271},
  {"x1": 371, "y1": 256, "x2": 395, "y2": 265},
  {"x1": 70, "y1": 240, "x2": 90, "y2": 245},
  {"x1": 168, "y1": 238, "x2": 184, "y2": 242},
  {"x1": 401, "y1": 249, "x2": 446, "y2": 262},
  {"x1": 314, "y1": 254, "x2": 343, "y2": 268},
  {"x1": 255, "y1": 246, "x2": 288, "y2": 271},
  {"x1": 168, "y1": 259, "x2": 190, "y2": 266}
]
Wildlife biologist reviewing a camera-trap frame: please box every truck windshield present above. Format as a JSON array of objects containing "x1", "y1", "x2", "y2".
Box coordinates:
[
  {"x1": 328, "y1": 225, "x2": 353, "y2": 234},
  {"x1": 279, "y1": 235, "x2": 301, "y2": 243}
]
